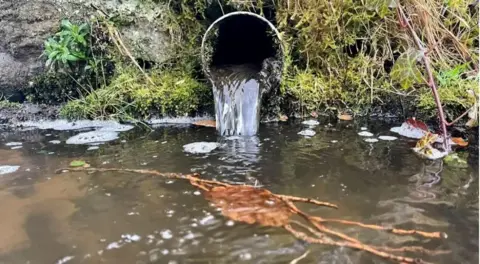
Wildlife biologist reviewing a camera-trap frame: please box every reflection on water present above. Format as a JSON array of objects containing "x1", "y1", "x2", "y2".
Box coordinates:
[{"x1": 0, "y1": 122, "x2": 477, "y2": 264}]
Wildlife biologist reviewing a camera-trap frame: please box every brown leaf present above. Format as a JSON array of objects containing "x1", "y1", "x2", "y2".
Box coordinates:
[
  {"x1": 337, "y1": 114, "x2": 353, "y2": 121},
  {"x1": 406, "y1": 118, "x2": 429, "y2": 132},
  {"x1": 192, "y1": 120, "x2": 216, "y2": 128},
  {"x1": 203, "y1": 185, "x2": 293, "y2": 227},
  {"x1": 451, "y1": 137, "x2": 468, "y2": 147}
]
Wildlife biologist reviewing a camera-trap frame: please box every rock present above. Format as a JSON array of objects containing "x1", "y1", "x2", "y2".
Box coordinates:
[
  {"x1": 0, "y1": 0, "x2": 173, "y2": 97},
  {"x1": 66, "y1": 131, "x2": 119, "y2": 145},
  {"x1": 183, "y1": 142, "x2": 220, "y2": 154},
  {"x1": 0, "y1": 1, "x2": 60, "y2": 100}
]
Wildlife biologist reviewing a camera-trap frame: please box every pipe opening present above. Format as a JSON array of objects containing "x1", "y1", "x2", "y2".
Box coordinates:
[{"x1": 210, "y1": 15, "x2": 277, "y2": 68}]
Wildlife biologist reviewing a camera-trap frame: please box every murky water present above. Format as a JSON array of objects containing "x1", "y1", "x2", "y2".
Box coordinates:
[{"x1": 0, "y1": 120, "x2": 477, "y2": 264}]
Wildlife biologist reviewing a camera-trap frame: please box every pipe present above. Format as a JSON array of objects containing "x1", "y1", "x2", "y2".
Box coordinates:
[{"x1": 200, "y1": 11, "x2": 284, "y2": 79}]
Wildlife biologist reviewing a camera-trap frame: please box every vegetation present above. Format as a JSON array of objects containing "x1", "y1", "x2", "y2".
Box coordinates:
[
  {"x1": 35, "y1": 0, "x2": 478, "y2": 122},
  {"x1": 60, "y1": 66, "x2": 210, "y2": 120}
]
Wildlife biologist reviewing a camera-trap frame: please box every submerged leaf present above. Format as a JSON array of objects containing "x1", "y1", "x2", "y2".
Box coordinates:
[
  {"x1": 69, "y1": 160, "x2": 86, "y2": 167},
  {"x1": 203, "y1": 185, "x2": 293, "y2": 227}
]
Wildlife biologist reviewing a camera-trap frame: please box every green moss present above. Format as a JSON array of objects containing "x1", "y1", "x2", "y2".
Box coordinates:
[
  {"x1": 417, "y1": 65, "x2": 478, "y2": 119},
  {"x1": 0, "y1": 100, "x2": 21, "y2": 109},
  {"x1": 60, "y1": 65, "x2": 211, "y2": 120}
]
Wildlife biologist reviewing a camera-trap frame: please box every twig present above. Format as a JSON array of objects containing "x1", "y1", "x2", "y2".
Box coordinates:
[
  {"x1": 289, "y1": 249, "x2": 310, "y2": 264},
  {"x1": 57, "y1": 166, "x2": 445, "y2": 263},
  {"x1": 275, "y1": 194, "x2": 338, "y2": 209},
  {"x1": 444, "y1": 108, "x2": 470, "y2": 126},
  {"x1": 284, "y1": 225, "x2": 430, "y2": 264},
  {"x1": 396, "y1": 2, "x2": 450, "y2": 151},
  {"x1": 312, "y1": 217, "x2": 446, "y2": 239}
]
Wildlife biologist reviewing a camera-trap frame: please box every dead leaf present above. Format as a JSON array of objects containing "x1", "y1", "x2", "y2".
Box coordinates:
[
  {"x1": 203, "y1": 185, "x2": 292, "y2": 227},
  {"x1": 338, "y1": 114, "x2": 353, "y2": 121},
  {"x1": 192, "y1": 120, "x2": 216, "y2": 128},
  {"x1": 451, "y1": 137, "x2": 468, "y2": 147},
  {"x1": 406, "y1": 118, "x2": 429, "y2": 132},
  {"x1": 279, "y1": 114, "x2": 288, "y2": 122}
]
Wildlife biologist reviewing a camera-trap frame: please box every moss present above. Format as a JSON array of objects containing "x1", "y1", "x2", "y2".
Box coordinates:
[
  {"x1": 0, "y1": 100, "x2": 22, "y2": 109},
  {"x1": 60, "y1": 65, "x2": 212, "y2": 120},
  {"x1": 417, "y1": 65, "x2": 478, "y2": 120}
]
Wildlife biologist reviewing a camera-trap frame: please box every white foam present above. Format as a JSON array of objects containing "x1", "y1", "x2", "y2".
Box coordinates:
[
  {"x1": 183, "y1": 142, "x2": 220, "y2": 154},
  {"x1": 0, "y1": 165, "x2": 20, "y2": 175},
  {"x1": 66, "y1": 131, "x2": 119, "y2": 145},
  {"x1": 298, "y1": 129, "x2": 316, "y2": 137},
  {"x1": 302, "y1": 120, "x2": 320, "y2": 126},
  {"x1": 358, "y1": 131, "x2": 374, "y2": 137},
  {"x1": 378, "y1": 135, "x2": 398, "y2": 141}
]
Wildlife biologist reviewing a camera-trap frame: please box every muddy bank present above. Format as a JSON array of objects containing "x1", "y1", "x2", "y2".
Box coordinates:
[{"x1": 0, "y1": 103, "x2": 59, "y2": 125}]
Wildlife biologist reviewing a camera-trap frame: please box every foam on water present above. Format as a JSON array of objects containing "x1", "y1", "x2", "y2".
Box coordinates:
[
  {"x1": 66, "y1": 131, "x2": 119, "y2": 145},
  {"x1": 17, "y1": 120, "x2": 133, "y2": 132}
]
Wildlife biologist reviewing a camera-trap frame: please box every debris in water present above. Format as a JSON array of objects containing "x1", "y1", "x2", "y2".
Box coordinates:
[
  {"x1": 183, "y1": 142, "x2": 220, "y2": 154},
  {"x1": 49, "y1": 140, "x2": 61, "y2": 144},
  {"x1": 5, "y1": 142, "x2": 22, "y2": 146},
  {"x1": 57, "y1": 166, "x2": 450, "y2": 263},
  {"x1": 0, "y1": 165, "x2": 20, "y2": 175},
  {"x1": 69, "y1": 160, "x2": 88, "y2": 167},
  {"x1": 302, "y1": 120, "x2": 320, "y2": 126},
  {"x1": 331, "y1": 140, "x2": 338, "y2": 143},
  {"x1": 298, "y1": 129, "x2": 316, "y2": 137},
  {"x1": 412, "y1": 132, "x2": 448, "y2": 160},
  {"x1": 390, "y1": 118, "x2": 429, "y2": 139},
  {"x1": 451, "y1": 137, "x2": 468, "y2": 147},
  {"x1": 192, "y1": 119, "x2": 216, "y2": 128},
  {"x1": 358, "y1": 131, "x2": 374, "y2": 137},
  {"x1": 378, "y1": 135, "x2": 398, "y2": 141},
  {"x1": 66, "y1": 131, "x2": 119, "y2": 145}
]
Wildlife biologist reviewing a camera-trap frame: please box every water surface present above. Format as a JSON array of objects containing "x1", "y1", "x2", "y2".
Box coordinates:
[{"x1": 0, "y1": 121, "x2": 477, "y2": 264}]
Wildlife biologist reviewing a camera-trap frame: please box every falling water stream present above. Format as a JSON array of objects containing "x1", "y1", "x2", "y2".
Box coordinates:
[{"x1": 210, "y1": 58, "x2": 280, "y2": 136}]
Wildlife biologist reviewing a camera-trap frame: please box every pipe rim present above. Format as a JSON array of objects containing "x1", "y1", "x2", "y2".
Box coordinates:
[{"x1": 200, "y1": 11, "x2": 284, "y2": 79}]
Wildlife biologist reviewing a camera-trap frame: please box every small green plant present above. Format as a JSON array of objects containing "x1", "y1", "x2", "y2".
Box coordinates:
[{"x1": 43, "y1": 19, "x2": 90, "y2": 70}]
